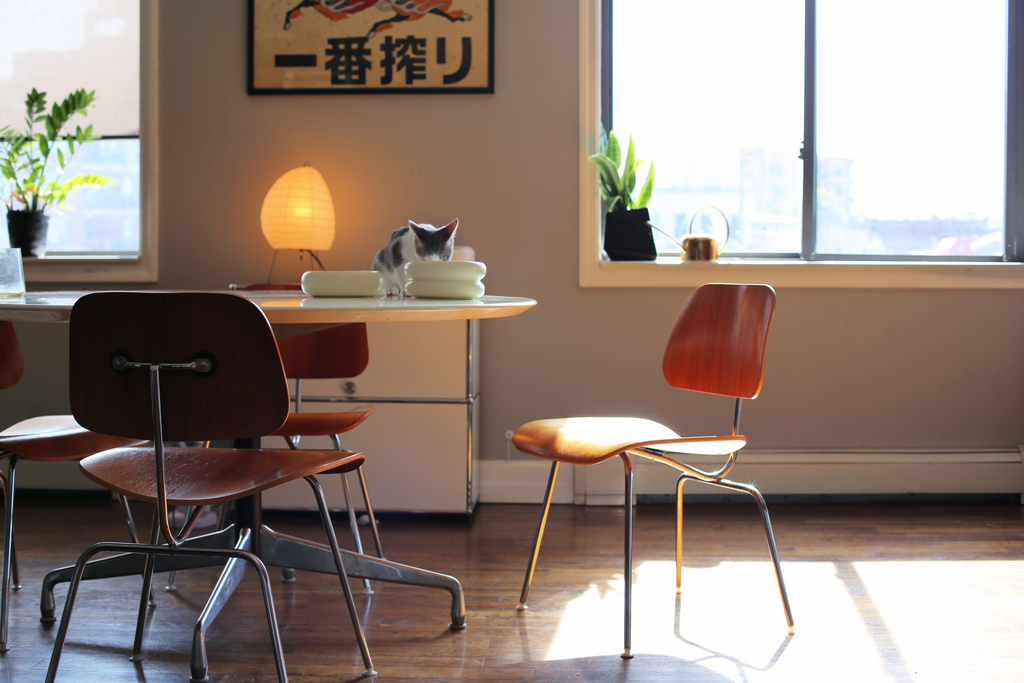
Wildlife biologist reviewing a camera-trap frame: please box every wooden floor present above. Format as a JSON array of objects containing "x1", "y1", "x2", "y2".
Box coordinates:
[{"x1": 0, "y1": 496, "x2": 1022, "y2": 682}]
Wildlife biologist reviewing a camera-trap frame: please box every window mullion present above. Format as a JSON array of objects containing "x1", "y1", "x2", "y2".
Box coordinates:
[
  {"x1": 801, "y1": 0, "x2": 817, "y2": 260},
  {"x1": 1005, "y1": 0, "x2": 1020, "y2": 261}
]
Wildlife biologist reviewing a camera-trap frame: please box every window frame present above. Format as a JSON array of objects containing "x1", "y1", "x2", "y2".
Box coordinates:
[
  {"x1": 22, "y1": 0, "x2": 158, "y2": 283},
  {"x1": 579, "y1": 0, "x2": 1024, "y2": 289}
]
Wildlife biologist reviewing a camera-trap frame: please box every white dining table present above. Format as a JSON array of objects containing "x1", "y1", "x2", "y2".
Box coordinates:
[
  {"x1": 0, "y1": 290, "x2": 536, "y2": 334},
  {"x1": 0, "y1": 289, "x2": 537, "y2": 682}
]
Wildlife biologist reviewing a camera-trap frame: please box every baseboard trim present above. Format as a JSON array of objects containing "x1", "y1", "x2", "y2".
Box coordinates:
[{"x1": 480, "y1": 448, "x2": 1024, "y2": 505}]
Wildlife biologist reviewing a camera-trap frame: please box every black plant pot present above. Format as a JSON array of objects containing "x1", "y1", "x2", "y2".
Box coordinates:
[
  {"x1": 6, "y1": 211, "x2": 48, "y2": 258},
  {"x1": 603, "y1": 208, "x2": 656, "y2": 261}
]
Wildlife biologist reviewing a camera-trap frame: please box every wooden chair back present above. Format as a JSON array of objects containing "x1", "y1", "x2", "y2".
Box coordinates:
[
  {"x1": 662, "y1": 283, "x2": 776, "y2": 399},
  {"x1": 0, "y1": 321, "x2": 24, "y2": 390},
  {"x1": 69, "y1": 292, "x2": 289, "y2": 442},
  {"x1": 236, "y1": 283, "x2": 370, "y2": 379}
]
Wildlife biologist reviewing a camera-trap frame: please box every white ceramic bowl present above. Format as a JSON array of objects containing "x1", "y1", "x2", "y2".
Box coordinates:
[
  {"x1": 405, "y1": 279, "x2": 485, "y2": 300},
  {"x1": 404, "y1": 260, "x2": 486, "y2": 282},
  {"x1": 301, "y1": 271, "x2": 383, "y2": 297}
]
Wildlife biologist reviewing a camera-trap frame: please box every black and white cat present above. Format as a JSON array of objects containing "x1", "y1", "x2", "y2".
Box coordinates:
[{"x1": 372, "y1": 219, "x2": 458, "y2": 297}]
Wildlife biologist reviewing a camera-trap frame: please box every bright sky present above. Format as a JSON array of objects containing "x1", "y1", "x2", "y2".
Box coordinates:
[{"x1": 613, "y1": 0, "x2": 1006, "y2": 222}]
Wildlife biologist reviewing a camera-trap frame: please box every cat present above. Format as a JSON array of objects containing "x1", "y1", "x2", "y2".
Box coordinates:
[{"x1": 372, "y1": 218, "x2": 458, "y2": 297}]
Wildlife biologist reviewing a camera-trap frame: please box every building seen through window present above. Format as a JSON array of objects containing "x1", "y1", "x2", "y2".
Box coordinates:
[{"x1": 609, "y1": 0, "x2": 1008, "y2": 260}]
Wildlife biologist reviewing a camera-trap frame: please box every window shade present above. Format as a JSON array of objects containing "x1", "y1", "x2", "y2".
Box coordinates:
[{"x1": 0, "y1": 0, "x2": 139, "y2": 137}]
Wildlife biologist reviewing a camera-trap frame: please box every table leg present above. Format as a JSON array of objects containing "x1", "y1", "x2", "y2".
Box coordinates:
[
  {"x1": 190, "y1": 528, "x2": 252, "y2": 683},
  {"x1": 259, "y1": 525, "x2": 466, "y2": 629}
]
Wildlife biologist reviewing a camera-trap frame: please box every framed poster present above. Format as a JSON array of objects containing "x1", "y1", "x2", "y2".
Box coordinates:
[{"x1": 248, "y1": 0, "x2": 494, "y2": 94}]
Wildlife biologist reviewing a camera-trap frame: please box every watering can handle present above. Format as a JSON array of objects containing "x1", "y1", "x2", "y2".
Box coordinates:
[{"x1": 688, "y1": 206, "x2": 730, "y2": 251}]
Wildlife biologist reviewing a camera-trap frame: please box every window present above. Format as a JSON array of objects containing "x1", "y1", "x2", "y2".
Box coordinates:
[
  {"x1": 0, "y1": 0, "x2": 157, "y2": 281},
  {"x1": 581, "y1": 0, "x2": 1024, "y2": 287}
]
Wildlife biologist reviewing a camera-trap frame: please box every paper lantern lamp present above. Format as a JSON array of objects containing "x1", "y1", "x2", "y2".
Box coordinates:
[{"x1": 260, "y1": 165, "x2": 336, "y2": 251}]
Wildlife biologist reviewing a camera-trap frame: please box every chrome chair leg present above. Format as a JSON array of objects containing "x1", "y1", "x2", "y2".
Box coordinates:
[
  {"x1": 516, "y1": 461, "x2": 559, "y2": 610},
  {"x1": 45, "y1": 541, "x2": 289, "y2": 683},
  {"x1": 675, "y1": 475, "x2": 686, "y2": 593},
  {"x1": 621, "y1": 457, "x2": 634, "y2": 660},
  {"x1": 130, "y1": 508, "x2": 162, "y2": 661},
  {"x1": 305, "y1": 475, "x2": 376, "y2": 676},
  {"x1": 329, "y1": 433, "x2": 385, "y2": 559},
  {"x1": 163, "y1": 505, "x2": 196, "y2": 593},
  {"x1": 690, "y1": 475, "x2": 795, "y2": 635},
  {"x1": 0, "y1": 455, "x2": 17, "y2": 652},
  {"x1": 340, "y1": 472, "x2": 373, "y2": 594},
  {"x1": 119, "y1": 495, "x2": 158, "y2": 602},
  {"x1": 0, "y1": 468, "x2": 19, "y2": 594},
  {"x1": 355, "y1": 467, "x2": 384, "y2": 558}
]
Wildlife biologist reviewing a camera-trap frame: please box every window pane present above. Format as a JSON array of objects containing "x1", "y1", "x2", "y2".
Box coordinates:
[
  {"x1": 612, "y1": 0, "x2": 805, "y2": 255},
  {"x1": 816, "y1": 0, "x2": 1007, "y2": 257},
  {"x1": 0, "y1": 0, "x2": 140, "y2": 257},
  {"x1": 0, "y1": 139, "x2": 140, "y2": 255}
]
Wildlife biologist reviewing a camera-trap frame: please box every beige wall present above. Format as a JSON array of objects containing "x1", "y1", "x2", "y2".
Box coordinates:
[{"x1": 4, "y1": 1, "x2": 1024, "y2": 478}]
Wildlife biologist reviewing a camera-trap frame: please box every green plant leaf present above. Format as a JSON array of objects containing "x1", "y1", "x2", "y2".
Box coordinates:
[
  {"x1": 1, "y1": 87, "x2": 109, "y2": 212},
  {"x1": 636, "y1": 162, "x2": 655, "y2": 208},
  {"x1": 589, "y1": 154, "x2": 622, "y2": 199},
  {"x1": 607, "y1": 131, "x2": 621, "y2": 168}
]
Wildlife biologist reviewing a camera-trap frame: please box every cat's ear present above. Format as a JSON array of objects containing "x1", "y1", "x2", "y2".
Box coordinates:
[
  {"x1": 442, "y1": 218, "x2": 458, "y2": 237},
  {"x1": 410, "y1": 222, "x2": 430, "y2": 242}
]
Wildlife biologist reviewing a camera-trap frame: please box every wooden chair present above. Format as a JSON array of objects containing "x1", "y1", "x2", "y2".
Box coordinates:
[
  {"x1": 44, "y1": 292, "x2": 376, "y2": 682},
  {"x1": 234, "y1": 283, "x2": 384, "y2": 573},
  {"x1": 513, "y1": 283, "x2": 794, "y2": 659},
  {"x1": 0, "y1": 320, "x2": 145, "y2": 653}
]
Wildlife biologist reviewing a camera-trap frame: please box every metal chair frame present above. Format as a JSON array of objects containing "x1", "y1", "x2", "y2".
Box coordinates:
[{"x1": 514, "y1": 284, "x2": 795, "y2": 660}]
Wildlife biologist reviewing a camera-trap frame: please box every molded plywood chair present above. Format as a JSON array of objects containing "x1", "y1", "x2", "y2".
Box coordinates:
[
  {"x1": 0, "y1": 320, "x2": 145, "y2": 652},
  {"x1": 235, "y1": 283, "x2": 384, "y2": 568},
  {"x1": 513, "y1": 283, "x2": 794, "y2": 659},
  {"x1": 44, "y1": 292, "x2": 375, "y2": 682}
]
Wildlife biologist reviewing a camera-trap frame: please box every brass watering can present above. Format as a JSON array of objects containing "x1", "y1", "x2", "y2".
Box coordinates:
[{"x1": 649, "y1": 206, "x2": 730, "y2": 261}]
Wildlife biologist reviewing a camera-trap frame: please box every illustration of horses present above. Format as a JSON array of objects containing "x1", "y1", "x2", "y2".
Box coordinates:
[{"x1": 283, "y1": 0, "x2": 472, "y2": 38}]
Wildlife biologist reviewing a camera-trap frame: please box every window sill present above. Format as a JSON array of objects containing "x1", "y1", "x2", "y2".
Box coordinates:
[
  {"x1": 24, "y1": 254, "x2": 157, "y2": 283},
  {"x1": 579, "y1": 257, "x2": 1024, "y2": 289}
]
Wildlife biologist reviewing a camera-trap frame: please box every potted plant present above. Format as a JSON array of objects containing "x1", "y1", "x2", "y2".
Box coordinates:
[
  {"x1": 0, "y1": 88, "x2": 110, "y2": 257},
  {"x1": 589, "y1": 127, "x2": 656, "y2": 260}
]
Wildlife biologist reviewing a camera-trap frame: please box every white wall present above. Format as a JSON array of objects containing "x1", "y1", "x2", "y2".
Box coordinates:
[{"x1": 4, "y1": 1, "x2": 1024, "y2": 494}]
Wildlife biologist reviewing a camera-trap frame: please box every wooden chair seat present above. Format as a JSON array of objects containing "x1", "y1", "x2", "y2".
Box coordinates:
[
  {"x1": 513, "y1": 417, "x2": 747, "y2": 465},
  {"x1": 80, "y1": 447, "x2": 365, "y2": 506},
  {"x1": 269, "y1": 407, "x2": 373, "y2": 438},
  {"x1": 0, "y1": 416, "x2": 143, "y2": 463}
]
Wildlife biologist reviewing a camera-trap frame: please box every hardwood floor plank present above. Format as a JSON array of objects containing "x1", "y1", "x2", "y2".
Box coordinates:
[{"x1": 0, "y1": 498, "x2": 1022, "y2": 681}]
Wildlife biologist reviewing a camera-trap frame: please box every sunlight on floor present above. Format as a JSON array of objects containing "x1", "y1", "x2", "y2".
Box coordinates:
[{"x1": 540, "y1": 559, "x2": 1024, "y2": 682}]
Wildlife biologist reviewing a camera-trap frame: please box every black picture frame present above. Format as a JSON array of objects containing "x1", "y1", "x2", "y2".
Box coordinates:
[{"x1": 248, "y1": 0, "x2": 494, "y2": 94}]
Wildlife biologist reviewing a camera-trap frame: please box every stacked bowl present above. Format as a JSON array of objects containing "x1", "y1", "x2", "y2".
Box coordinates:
[{"x1": 404, "y1": 261, "x2": 487, "y2": 299}]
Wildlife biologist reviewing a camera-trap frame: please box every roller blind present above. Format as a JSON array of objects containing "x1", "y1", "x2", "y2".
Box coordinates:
[{"x1": 0, "y1": 0, "x2": 139, "y2": 136}]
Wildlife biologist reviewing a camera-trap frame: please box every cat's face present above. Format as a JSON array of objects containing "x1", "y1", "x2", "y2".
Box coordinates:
[{"x1": 410, "y1": 219, "x2": 458, "y2": 261}]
